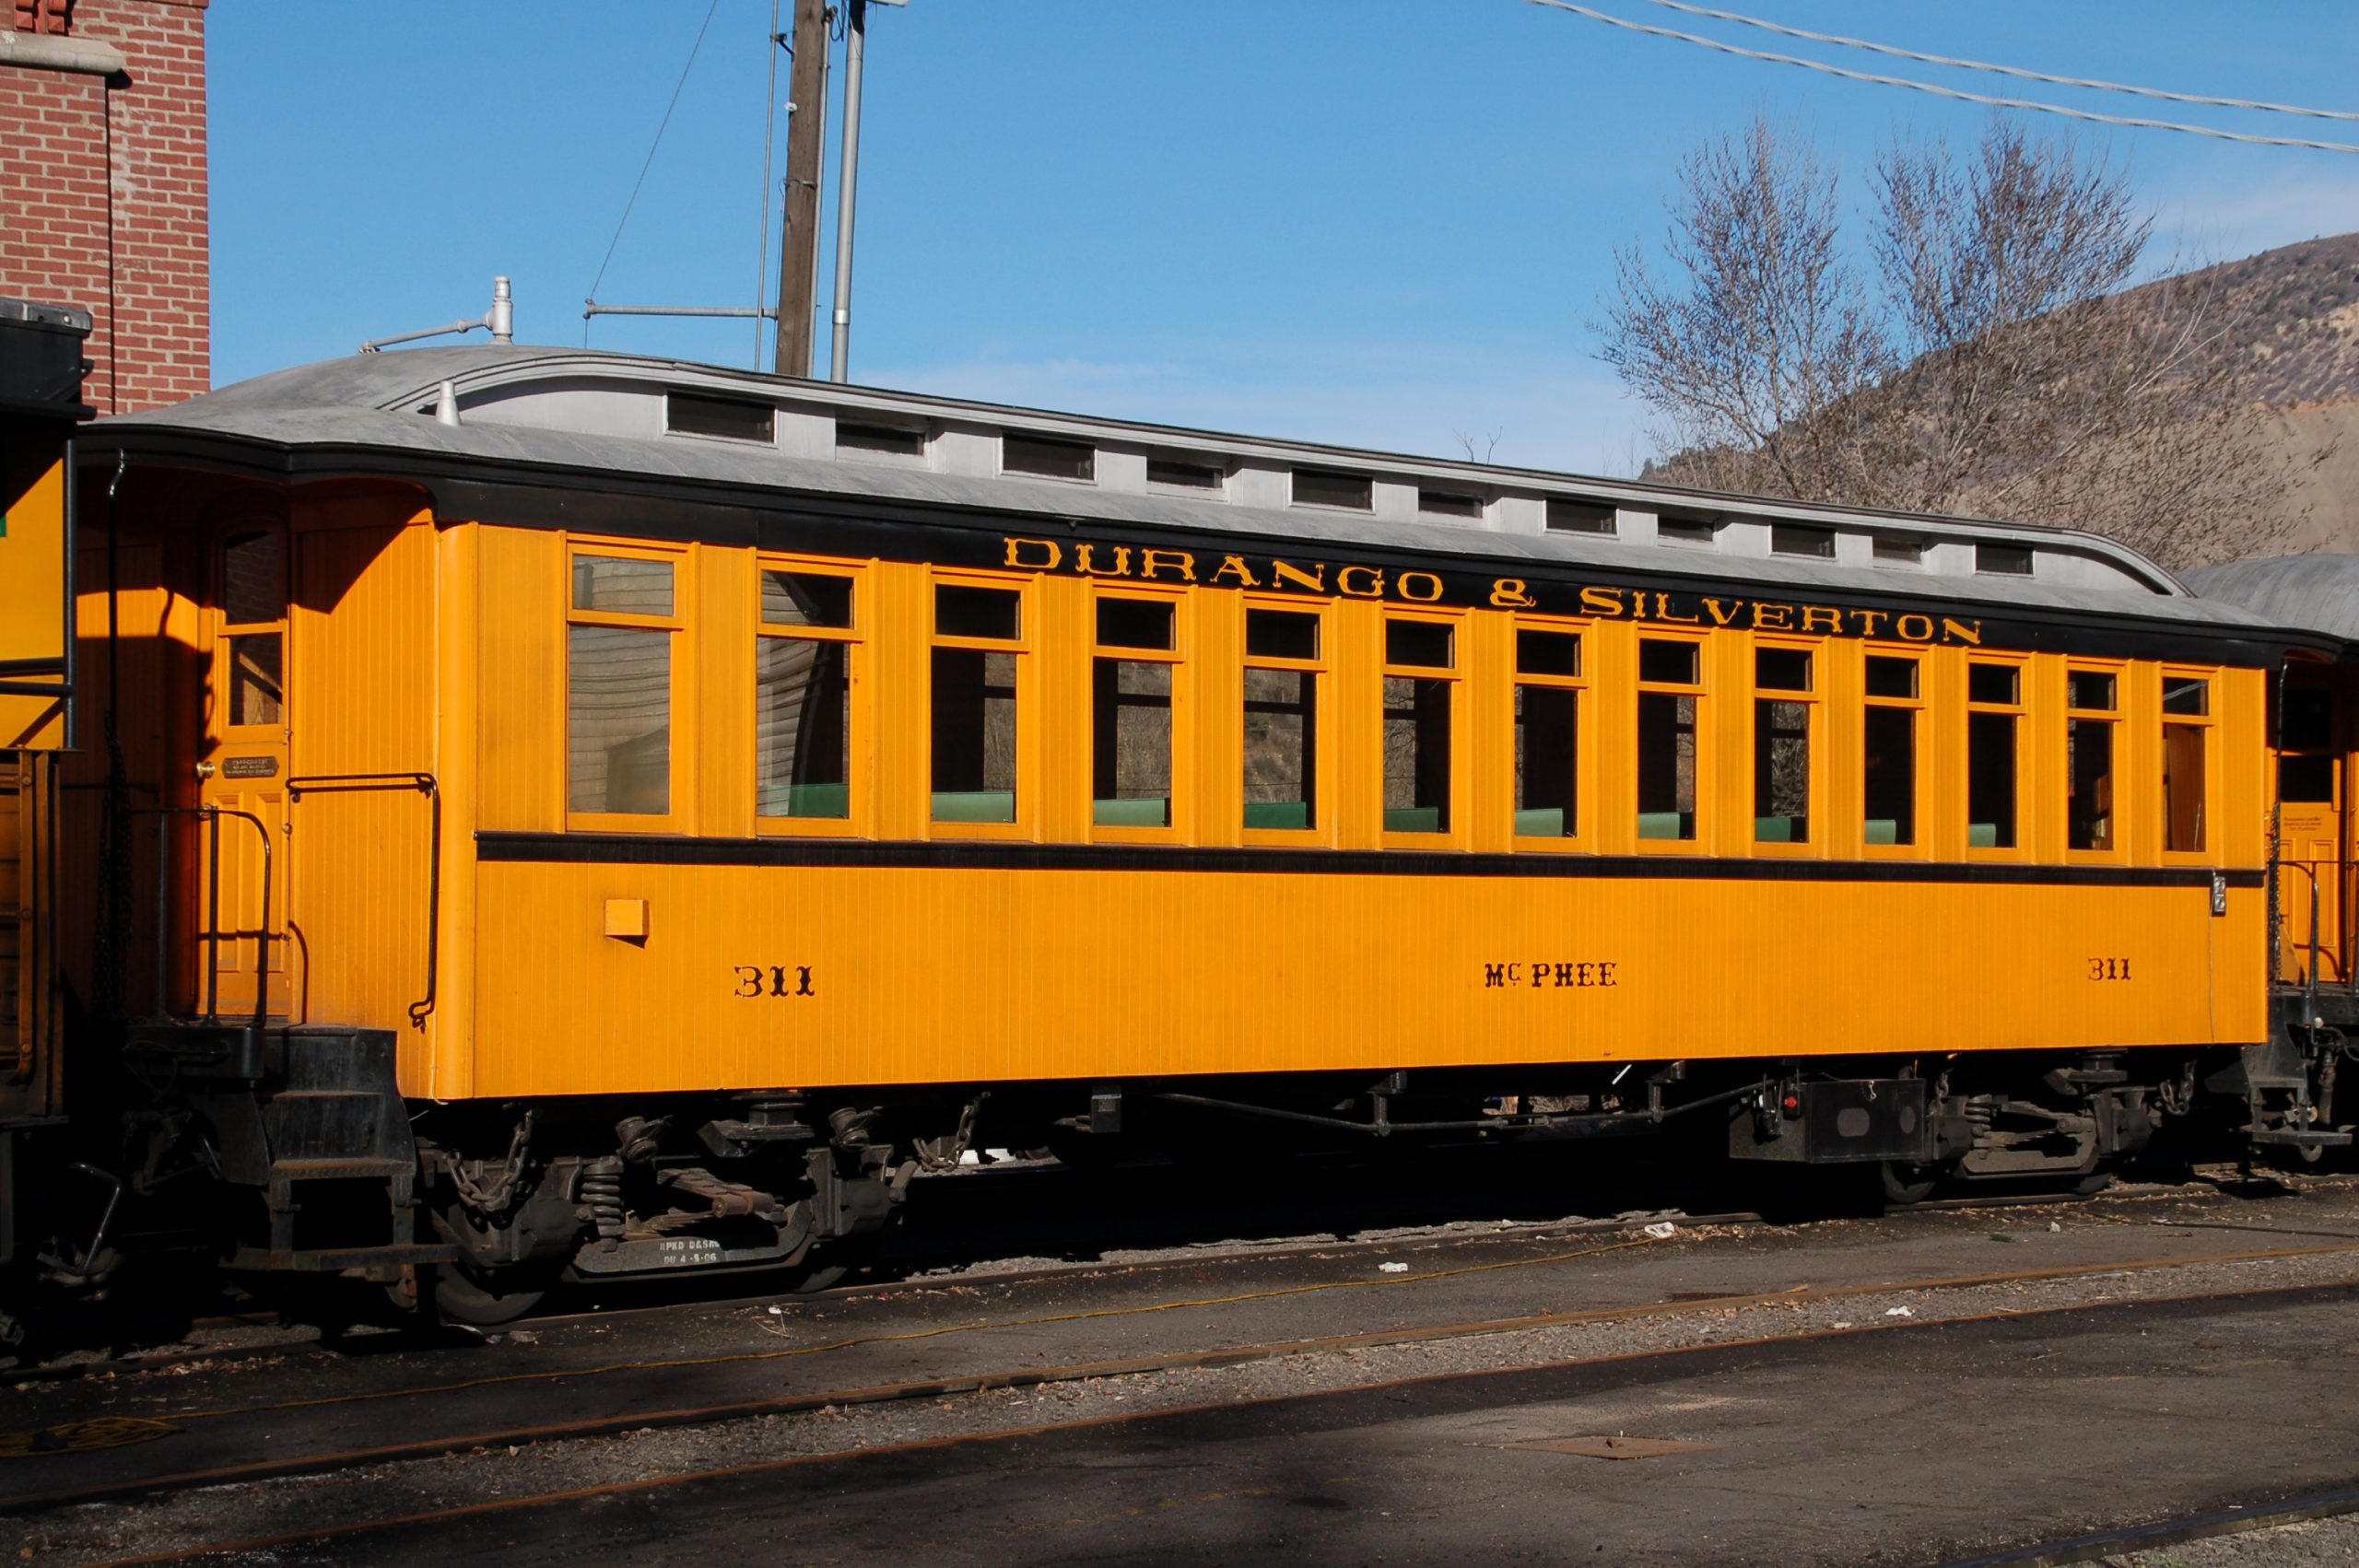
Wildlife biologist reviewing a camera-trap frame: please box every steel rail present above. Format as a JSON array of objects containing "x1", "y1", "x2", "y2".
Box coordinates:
[
  {"x1": 1935, "y1": 1483, "x2": 2359, "y2": 1568},
  {"x1": 56, "y1": 1275, "x2": 2359, "y2": 1566},
  {"x1": 10, "y1": 1170, "x2": 2346, "y2": 1386},
  {"x1": 13, "y1": 1241, "x2": 2359, "y2": 1518}
]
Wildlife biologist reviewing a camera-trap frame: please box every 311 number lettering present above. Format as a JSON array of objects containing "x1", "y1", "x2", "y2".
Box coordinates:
[
  {"x1": 2087, "y1": 958, "x2": 2131, "y2": 982},
  {"x1": 734, "y1": 965, "x2": 816, "y2": 999}
]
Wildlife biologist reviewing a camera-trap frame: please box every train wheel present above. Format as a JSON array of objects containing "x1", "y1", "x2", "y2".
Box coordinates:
[
  {"x1": 1879, "y1": 1162, "x2": 1943, "y2": 1206},
  {"x1": 788, "y1": 1258, "x2": 854, "y2": 1293},
  {"x1": 432, "y1": 1263, "x2": 547, "y2": 1327},
  {"x1": 772, "y1": 1222, "x2": 863, "y2": 1294},
  {"x1": 2071, "y1": 1167, "x2": 2118, "y2": 1196}
]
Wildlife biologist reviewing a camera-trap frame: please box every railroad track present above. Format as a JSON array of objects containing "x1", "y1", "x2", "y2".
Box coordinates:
[
  {"x1": 9, "y1": 1163, "x2": 2321, "y2": 1390},
  {"x1": 8, "y1": 1230, "x2": 2359, "y2": 1523},
  {"x1": 1935, "y1": 1484, "x2": 2359, "y2": 1567},
  {"x1": 29, "y1": 1270, "x2": 2359, "y2": 1568}
]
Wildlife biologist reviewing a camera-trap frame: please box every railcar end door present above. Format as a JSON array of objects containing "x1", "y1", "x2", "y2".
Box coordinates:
[
  {"x1": 2277, "y1": 679, "x2": 2348, "y2": 986},
  {"x1": 196, "y1": 526, "x2": 293, "y2": 1021}
]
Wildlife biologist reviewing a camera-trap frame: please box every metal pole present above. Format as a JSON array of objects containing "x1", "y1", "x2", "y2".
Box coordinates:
[
  {"x1": 151, "y1": 812, "x2": 168, "y2": 1023},
  {"x1": 828, "y1": 0, "x2": 866, "y2": 383},
  {"x1": 203, "y1": 808, "x2": 220, "y2": 1024}
]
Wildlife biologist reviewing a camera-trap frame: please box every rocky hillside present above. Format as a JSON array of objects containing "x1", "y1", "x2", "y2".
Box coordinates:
[
  {"x1": 2189, "y1": 231, "x2": 2359, "y2": 409},
  {"x1": 2143, "y1": 233, "x2": 2359, "y2": 553}
]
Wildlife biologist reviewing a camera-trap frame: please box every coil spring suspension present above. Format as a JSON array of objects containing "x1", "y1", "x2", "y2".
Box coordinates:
[{"x1": 579, "y1": 1156, "x2": 626, "y2": 1240}]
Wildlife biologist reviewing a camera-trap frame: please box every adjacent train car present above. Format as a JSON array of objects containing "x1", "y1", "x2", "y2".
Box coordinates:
[
  {"x1": 2185, "y1": 554, "x2": 2359, "y2": 1147},
  {"x1": 0, "y1": 299, "x2": 89, "y2": 1304},
  {"x1": 5, "y1": 343, "x2": 2346, "y2": 1324}
]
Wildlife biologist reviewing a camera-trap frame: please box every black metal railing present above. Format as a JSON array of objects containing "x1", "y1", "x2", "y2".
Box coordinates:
[
  {"x1": 284, "y1": 773, "x2": 440, "y2": 1028},
  {"x1": 131, "y1": 804, "x2": 272, "y2": 1033},
  {"x1": 2272, "y1": 856, "x2": 2353, "y2": 1024}
]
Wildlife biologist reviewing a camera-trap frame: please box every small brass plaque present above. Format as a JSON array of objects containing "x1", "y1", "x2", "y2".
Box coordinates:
[{"x1": 220, "y1": 755, "x2": 277, "y2": 779}]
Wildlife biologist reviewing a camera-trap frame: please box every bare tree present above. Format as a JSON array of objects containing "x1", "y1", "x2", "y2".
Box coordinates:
[
  {"x1": 1601, "y1": 114, "x2": 2319, "y2": 568},
  {"x1": 1454, "y1": 427, "x2": 1505, "y2": 463},
  {"x1": 1602, "y1": 118, "x2": 1889, "y2": 503}
]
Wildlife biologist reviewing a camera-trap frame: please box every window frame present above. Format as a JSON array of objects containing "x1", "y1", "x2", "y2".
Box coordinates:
[
  {"x1": 217, "y1": 523, "x2": 289, "y2": 735},
  {"x1": 1290, "y1": 468, "x2": 1374, "y2": 512},
  {"x1": 1961, "y1": 652, "x2": 2029, "y2": 860},
  {"x1": 2062, "y1": 659, "x2": 2128, "y2": 861},
  {"x1": 1508, "y1": 614, "x2": 1590, "y2": 851},
  {"x1": 2159, "y1": 666, "x2": 2218, "y2": 862},
  {"x1": 835, "y1": 419, "x2": 929, "y2": 462},
  {"x1": 1860, "y1": 646, "x2": 1927, "y2": 860},
  {"x1": 925, "y1": 568, "x2": 1035, "y2": 840},
  {"x1": 1634, "y1": 630, "x2": 1708, "y2": 851},
  {"x1": 752, "y1": 556, "x2": 867, "y2": 840},
  {"x1": 665, "y1": 391, "x2": 777, "y2": 446},
  {"x1": 1749, "y1": 637, "x2": 1819, "y2": 857},
  {"x1": 1769, "y1": 524, "x2": 1835, "y2": 560},
  {"x1": 1001, "y1": 431, "x2": 1097, "y2": 485},
  {"x1": 1089, "y1": 585, "x2": 1188, "y2": 845},
  {"x1": 564, "y1": 538, "x2": 689, "y2": 835},
  {"x1": 1239, "y1": 596, "x2": 1328, "y2": 847},
  {"x1": 1146, "y1": 453, "x2": 1227, "y2": 495},
  {"x1": 1417, "y1": 487, "x2": 1486, "y2": 521},
  {"x1": 1544, "y1": 498, "x2": 1616, "y2": 536},
  {"x1": 1379, "y1": 608, "x2": 1466, "y2": 847}
]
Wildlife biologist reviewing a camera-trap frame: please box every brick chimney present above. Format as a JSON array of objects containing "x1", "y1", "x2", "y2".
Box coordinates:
[{"x1": 0, "y1": 0, "x2": 208, "y2": 415}]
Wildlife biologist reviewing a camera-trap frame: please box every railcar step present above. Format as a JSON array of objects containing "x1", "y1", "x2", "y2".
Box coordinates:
[
  {"x1": 2249, "y1": 1128, "x2": 2354, "y2": 1147},
  {"x1": 264, "y1": 1156, "x2": 418, "y2": 1181},
  {"x1": 228, "y1": 1242, "x2": 459, "y2": 1273}
]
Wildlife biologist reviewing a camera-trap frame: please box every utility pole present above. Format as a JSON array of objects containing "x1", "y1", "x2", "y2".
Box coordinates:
[
  {"x1": 827, "y1": 0, "x2": 869, "y2": 382},
  {"x1": 772, "y1": 0, "x2": 830, "y2": 378}
]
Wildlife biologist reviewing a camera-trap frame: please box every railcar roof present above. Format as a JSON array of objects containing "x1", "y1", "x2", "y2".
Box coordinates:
[
  {"x1": 2181, "y1": 555, "x2": 2359, "y2": 649},
  {"x1": 83, "y1": 344, "x2": 2294, "y2": 638}
]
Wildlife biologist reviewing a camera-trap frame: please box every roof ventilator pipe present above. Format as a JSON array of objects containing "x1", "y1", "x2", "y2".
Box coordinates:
[
  {"x1": 434, "y1": 381, "x2": 461, "y2": 427},
  {"x1": 360, "y1": 276, "x2": 516, "y2": 354}
]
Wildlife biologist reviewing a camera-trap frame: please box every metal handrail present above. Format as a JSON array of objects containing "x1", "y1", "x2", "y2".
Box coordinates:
[
  {"x1": 0, "y1": 655, "x2": 69, "y2": 700},
  {"x1": 128, "y1": 804, "x2": 272, "y2": 1032},
  {"x1": 284, "y1": 772, "x2": 440, "y2": 1028},
  {"x1": 2272, "y1": 857, "x2": 2350, "y2": 1033}
]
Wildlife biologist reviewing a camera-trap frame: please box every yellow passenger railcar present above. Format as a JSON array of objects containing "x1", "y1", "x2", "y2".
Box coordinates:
[
  {"x1": 0, "y1": 300, "x2": 90, "y2": 1301},
  {"x1": 10, "y1": 345, "x2": 2341, "y2": 1321}
]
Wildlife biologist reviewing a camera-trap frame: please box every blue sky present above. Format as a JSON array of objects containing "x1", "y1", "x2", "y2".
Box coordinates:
[{"x1": 212, "y1": 2, "x2": 2359, "y2": 475}]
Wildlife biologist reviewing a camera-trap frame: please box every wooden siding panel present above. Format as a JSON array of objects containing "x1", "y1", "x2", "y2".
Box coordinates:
[
  {"x1": 453, "y1": 524, "x2": 2277, "y2": 1103},
  {"x1": 476, "y1": 527, "x2": 562, "y2": 833},
  {"x1": 470, "y1": 862, "x2": 2267, "y2": 1096}
]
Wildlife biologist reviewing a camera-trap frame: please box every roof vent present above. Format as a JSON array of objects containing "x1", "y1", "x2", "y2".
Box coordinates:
[{"x1": 360, "y1": 275, "x2": 516, "y2": 355}]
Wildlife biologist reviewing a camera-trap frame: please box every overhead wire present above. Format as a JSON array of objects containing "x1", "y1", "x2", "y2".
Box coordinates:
[
  {"x1": 1518, "y1": 0, "x2": 2359, "y2": 157},
  {"x1": 585, "y1": 0, "x2": 726, "y2": 345},
  {"x1": 1639, "y1": 0, "x2": 2359, "y2": 125}
]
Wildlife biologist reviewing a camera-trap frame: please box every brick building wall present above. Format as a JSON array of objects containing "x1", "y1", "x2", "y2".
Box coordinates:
[{"x1": 0, "y1": 0, "x2": 207, "y2": 414}]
